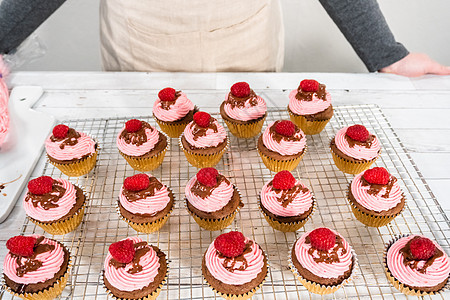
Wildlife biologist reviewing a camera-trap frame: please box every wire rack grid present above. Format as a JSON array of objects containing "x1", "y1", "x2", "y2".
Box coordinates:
[{"x1": 8, "y1": 104, "x2": 450, "y2": 300}]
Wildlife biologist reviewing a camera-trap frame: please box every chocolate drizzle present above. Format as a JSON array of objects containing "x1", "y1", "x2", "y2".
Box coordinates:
[
  {"x1": 50, "y1": 128, "x2": 81, "y2": 149},
  {"x1": 270, "y1": 181, "x2": 308, "y2": 208},
  {"x1": 305, "y1": 235, "x2": 346, "y2": 264},
  {"x1": 13, "y1": 236, "x2": 55, "y2": 277},
  {"x1": 226, "y1": 90, "x2": 258, "y2": 109},
  {"x1": 122, "y1": 176, "x2": 163, "y2": 202},
  {"x1": 119, "y1": 121, "x2": 153, "y2": 146},
  {"x1": 345, "y1": 134, "x2": 375, "y2": 148},
  {"x1": 109, "y1": 241, "x2": 150, "y2": 274},
  {"x1": 269, "y1": 120, "x2": 302, "y2": 143},
  {"x1": 191, "y1": 175, "x2": 228, "y2": 199},
  {"x1": 24, "y1": 180, "x2": 65, "y2": 210},
  {"x1": 160, "y1": 91, "x2": 181, "y2": 110},
  {"x1": 295, "y1": 84, "x2": 327, "y2": 102},
  {"x1": 399, "y1": 236, "x2": 443, "y2": 274},
  {"x1": 218, "y1": 241, "x2": 253, "y2": 273},
  {"x1": 361, "y1": 176, "x2": 397, "y2": 198},
  {"x1": 190, "y1": 118, "x2": 218, "y2": 141}
]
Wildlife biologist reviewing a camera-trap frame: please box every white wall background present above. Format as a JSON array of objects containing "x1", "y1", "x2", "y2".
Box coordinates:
[{"x1": 14, "y1": 0, "x2": 450, "y2": 73}]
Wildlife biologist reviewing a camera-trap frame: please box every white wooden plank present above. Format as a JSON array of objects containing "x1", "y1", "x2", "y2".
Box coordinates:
[
  {"x1": 411, "y1": 75, "x2": 450, "y2": 91},
  {"x1": 424, "y1": 179, "x2": 450, "y2": 211},
  {"x1": 383, "y1": 108, "x2": 450, "y2": 129},
  {"x1": 395, "y1": 129, "x2": 450, "y2": 152},
  {"x1": 409, "y1": 153, "x2": 450, "y2": 179}
]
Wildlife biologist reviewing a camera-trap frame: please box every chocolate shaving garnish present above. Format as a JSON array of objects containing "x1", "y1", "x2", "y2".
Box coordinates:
[
  {"x1": 226, "y1": 90, "x2": 258, "y2": 109},
  {"x1": 218, "y1": 241, "x2": 253, "y2": 273},
  {"x1": 119, "y1": 121, "x2": 153, "y2": 146},
  {"x1": 345, "y1": 134, "x2": 375, "y2": 149},
  {"x1": 160, "y1": 91, "x2": 181, "y2": 110},
  {"x1": 24, "y1": 180, "x2": 65, "y2": 210},
  {"x1": 399, "y1": 236, "x2": 443, "y2": 274},
  {"x1": 305, "y1": 235, "x2": 346, "y2": 264},
  {"x1": 361, "y1": 176, "x2": 397, "y2": 198},
  {"x1": 14, "y1": 238, "x2": 55, "y2": 277},
  {"x1": 122, "y1": 176, "x2": 163, "y2": 202},
  {"x1": 190, "y1": 117, "x2": 218, "y2": 141},
  {"x1": 50, "y1": 128, "x2": 81, "y2": 149},
  {"x1": 270, "y1": 181, "x2": 309, "y2": 208},
  {"x1": 191, "y1": 175, "x2": 228, "y2": 199},
  {"x1": 269, "y1": 120, "x2": 303, "y2": 143},
  {"x1": 295, "y1": 84, "x2": 327, "y2": 102},
  {"x1": 109, "y1": 241, "x2": 150, "y2": 274}
]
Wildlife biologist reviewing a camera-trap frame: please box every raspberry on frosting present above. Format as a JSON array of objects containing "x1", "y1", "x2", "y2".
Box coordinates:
[
  {"x1": 214, "y1": 231, "x2": 246, "y2": 258},
  {"x1": 308, "y1": 227, "x2": 336, "y2": 251},
  {"x1": 123, "y1": 174, "x2": 150, "y2": 192},
  {"x1": 363, "y1": 167, "x2": 390, "y2": 185},
  {"x1": 230, "y1": 82, "x2": 251, "y2": 98},
  {"x1": 275, "y1": 120, "x2": 296, "y2": 137},
  {"x1": 52, "y1": 124, "x2": 69, "y2": 139},
  {"x1": 272, "y1": 171, "x2": 296, "y2": 190},
  {"x1": 410, "y1": 237, "x2": 436, "y2": 260},
  {"x1": 6, "y1": 235, "x2": 37, "y2": 257},
  {"x1": 125, "y1": 119, "x2": 142, "y2": 133},
  {"x1": 158, "y1": 87, "x2": 176, "y2": 102},
  {"x1": 299, "y1": 79, "x2": 319, "y2": 92},
  {"x1": 28, "y1": 176, "x2": 53, "y2": 195},
  {"x1": 346, "y1": 124, "x2": 369, "y2": 142},
  {"x1": 197, "y1": 168, "x2": 219, "y2": 187},
  {"x1": 193, "y1": 111, "x2": 211, "y2": 128},
  {"x1": 109, "y1": 239, "x2": 135, "y2": 264}
]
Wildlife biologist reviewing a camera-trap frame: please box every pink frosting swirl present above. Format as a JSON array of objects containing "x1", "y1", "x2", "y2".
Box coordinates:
[
  {"x1": 387, "y1": 235, "x2": 450, "y2": 287},
  {"x1": 23, "y1": 178, "x2": 77, "y2": 222},
  {"x1": 116, "y1": 124, "x2": 160, "y2": 156},
  {"x1": 0, "y1": 76, "x2": 9, "y2": 146},
  {"x1": 153, "y1": 92, "x2": 194, "y2": 122},
  {"x1": 185, "y1": 174, "x2": 234, "y2": 212},
  {"x1": 3, "y1": 236, "x2": 65, "y2": 284},
  {"x1": 262, "y1": 121, "x2": 306, "y2": 156},
  {"x1": 334, "y1": 126, "x2": 381, "y2": 160},
  {"x1": 104, "y1": 237, "x2": 160, "y2": 292},
  {"x1": 119, "y1": 175, "x2": 170, "y2": 215},
  {"x1": 351, "y1": 172, "x2": 403, "y2": 212},
  {"x1": 183, "y1": 119, "x2": 227, "y2": 149},
  {"x1": 45, "y1": 131, "x2": 96, "y2": 161},
  {"x1": 223, "y1": 92, "x2": 267, "y2": 121},
  {"x1": 295, "y1": 228, "x2": 353, "y2": 279},
  {"x1": 205, "y1": 237, "x2": 265, "y2": 285},
  {"x1": 260, "y1": 179, "x2": 312, "y2": 217},
  {"x1": 288, "y1": 89, "x2": 332, "y2": 115}
]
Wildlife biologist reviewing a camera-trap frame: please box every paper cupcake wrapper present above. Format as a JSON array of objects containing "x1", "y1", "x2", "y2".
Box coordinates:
[
  {"x1": 48, "y1": 149, "x2": 98, "y2": 177},
  {"x1": 330, "y1": 146, "x2": 378, "y2": 175},
  {"x1": 223, "y1": 114, "x2": 266, "y2": 139},
  {"x1": 116, "y1": 187, "x2": 174, "y2": 234},
  {"x1": 257, "y1": 145, "x2": 307, "y2": 172},
  {"x1": 179, "y1": 134, "x2": 229, "y2": 168},
  {"x1": 288, "y1": 245, "x2": 358, "y2": 295},
  {"x1": 119, "y1": 132, "x2": 170, "y2": 172},
  {"x1": 154, "y1": 107, "x2": 199, "y2": 138},
  {"x1": 383, "y1": 235, "x2": 450, "y2": 296},
  {"x1": 258, "y1": 194, "x2": 316, "y2": 232},
  {"x1": 288, "y1": 109, "x2": 331, "y2": 135}
]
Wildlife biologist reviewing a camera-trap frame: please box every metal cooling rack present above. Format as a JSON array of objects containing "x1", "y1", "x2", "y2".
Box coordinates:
[{"x1": 10, "y1": 104, "x2": 450, "y2": 300}]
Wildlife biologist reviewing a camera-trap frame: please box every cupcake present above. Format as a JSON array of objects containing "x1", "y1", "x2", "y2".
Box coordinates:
[
  {"x1": 117, "y1": 173, "x2": 174, "y2": 233},
  {"x1": 385, "y1": 235, "x2": 450, "y2": 296},
  {"x1": 202, "y1": 231, "x2": 268, "y2": 299},
  {"x1": 220, "y1": 82, "x2": 267, "y2": 138},
  {"x1": 153, "y1": 87, "x2": 196, "y2": 138},
  {"x1": 185, "y1": 168, "x2": 243, "y2": 231},
  {"x1": 103, "y1": 237, "x2": 168, "y2": 300},
  {"x1": 330, "y1": 124, "x2": 381, "y2": 174},
  {"x1": 288, "y1": 79, "x2": 333, "y2": 135},
  {"x1": 348, "y1": 167, "x2": 405, "y2": 227},
  {"x1": 23, "y1": 176, "x2": 86, "y2": 235},
  {"x1": 289, "y1": 227, "x2": 357, "y2": 295},
  {"x1": 117, "y1": 119, "x2": 168, "y2": 172},
  {"x1": 180, "y1": 112, "x2": 228, "y2": 168},
  {"x1": 3, "y1": 235, "x2": 71, "y2": 299},
  {"x1": 259, "y1": 171, "x2": 315, "y2": 232},
  {"x1": 45, "y1": 124, "x2": 98, "y2": 176},
  {"x1": 257, "y1": 120, "x2": 307, "y2": 172}
]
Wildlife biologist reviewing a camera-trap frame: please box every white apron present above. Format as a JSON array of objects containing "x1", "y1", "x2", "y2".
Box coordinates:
[{"x1": 99, "y1": 0, "x2": 284, "y2": 72}]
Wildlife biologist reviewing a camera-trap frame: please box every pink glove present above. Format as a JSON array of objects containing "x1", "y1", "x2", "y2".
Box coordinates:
[{"x1": 0, "y1": 55, "x2": 10, "y2": 146}]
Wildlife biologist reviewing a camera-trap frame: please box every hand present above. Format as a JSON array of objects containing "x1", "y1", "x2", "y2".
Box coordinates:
[{"x1": 379, "y1": 53, "x2": 450, "y2": 77}]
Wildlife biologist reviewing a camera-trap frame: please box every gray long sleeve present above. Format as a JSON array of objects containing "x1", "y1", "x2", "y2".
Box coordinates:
[{"x1": 319, "y1": 0, "x2": 409, "y2": 72}]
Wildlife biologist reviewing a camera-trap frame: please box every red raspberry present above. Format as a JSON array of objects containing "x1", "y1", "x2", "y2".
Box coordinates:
[
  {"x1": 346, "y1": 124, "x2": 369, "y2": 142},
  {"x1": 158, "y1": 87, "x2": 176, "y2": 101},
  {"x1": 230, "y1": 82, "x2": 251, "y2": 98},
  {"x1": 308, "y1": 228, "x2": 336, "y2": 251},
  {"x1": 123, "y1": 174, "x2": 150, "y2": 192},
  {"x1": 27, "y1": 176, "x2": 53, "y2": 195},
  {"x1": 272, "y1": 171, "x2": 296, "y2": 190},
  {"x1": 196, "y1": 168, "x2": 219, "y2": 187},
  {"x1": 275, "y1": 120, "x2": 296, "y2": 137},
  {"x1": 214, "y1": 231, "x2": 246, "y2": 258},
  {"x1": 109, "y1": 239, "x2": 135, "y2": 264},
  {"x1": 410, "y1": 237, "x2": 436, "y2": 260},
  {"x1": 125, "y1": 119, "x2": 142, "y2": 133},
  {"x1": 363, "y1": 167, "x2": 390, "y2": 185},
  {"x1": 6, "y1": 236, "x2": 37, "y2": 257},
  {"x1": 193, "y1": 112, "x2": 211, "y2": 128},
  {"x1": 299, "y1": 79, "x2": 319, "y2": 92},
  {"x1": 52, "y1": 124, "x2": 69, "y2": 139}
]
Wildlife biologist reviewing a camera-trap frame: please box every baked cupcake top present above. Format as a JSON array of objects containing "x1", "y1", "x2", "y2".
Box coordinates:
[
  {"x1": 351, "y1": 167, "x2": 403, "y2": 212},
  {"x1": 223, "y1": 82, "x2": 266, "y2": 121},
  {"x1": 153, "y1": 87, "x2": 194, "y2": 122},
  {"x1": 334, "y1": 125, "x2": 381, "y2": 160},
  {"x1": 185, "y1": 168, "x2": 234, "y2": 213},
  {"x1": 386, "y1": 235, "x2": 450, "y2": 288},
  {"x1": 104, "y1": 237, "x2": 161, "y2": 292},
  {"x1": 294, "y1": 228, "x2": 353, "y2": 279},
  {"x1": 3, "y1": 235, "x2": 67, "y2": 285},
  {"x1": 119, "y1": 173, "x2": 171, "y2": 216},
  {"x1": 183, "y1": 112, "x2": 227, "y2": 149},
  {"x1": 45, "y1": 124, "x2": 96, "y2": 161},
  {"x1": 288, "y1": 79, "x2": 332, "y2": 115},
  {"x1": 260, "y1": 171, "x2": 313, "y2": 217},
  {"x1": 23, "y1": 176, "x2": 78, "y2": 222},
  {"x1": 205, "y1": 231, "x2": 265, "y2": 285},
  {"x1": 262, "y1": 120, "x2": 306, "y2": 156},
  {"x1": 116, "y1": 119, "x2": 161, "y2": 156}
]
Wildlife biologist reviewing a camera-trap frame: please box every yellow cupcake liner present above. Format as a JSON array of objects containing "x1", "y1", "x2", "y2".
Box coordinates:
[
  {"x1": 223, "y1": 114, "x2": 266, "y2": 139},
  {"x1": 288, "y1": 109, "x2": 331, "y2": 135},
  {"x1": 257, "y1": 145, "x2": 307, "y2": 172},
  {"x1": 179, "y1": 134, "x2": 229, "y2": 168},
  {"x1": 330, "y1": 147, "x2": 378, "y2": 174},
  {"x1": 288, "y1": 247, "x2": 358, "y2": 295},
  {"x1": 48, "y1": 150, "x2": 98, "y2": 177}
]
